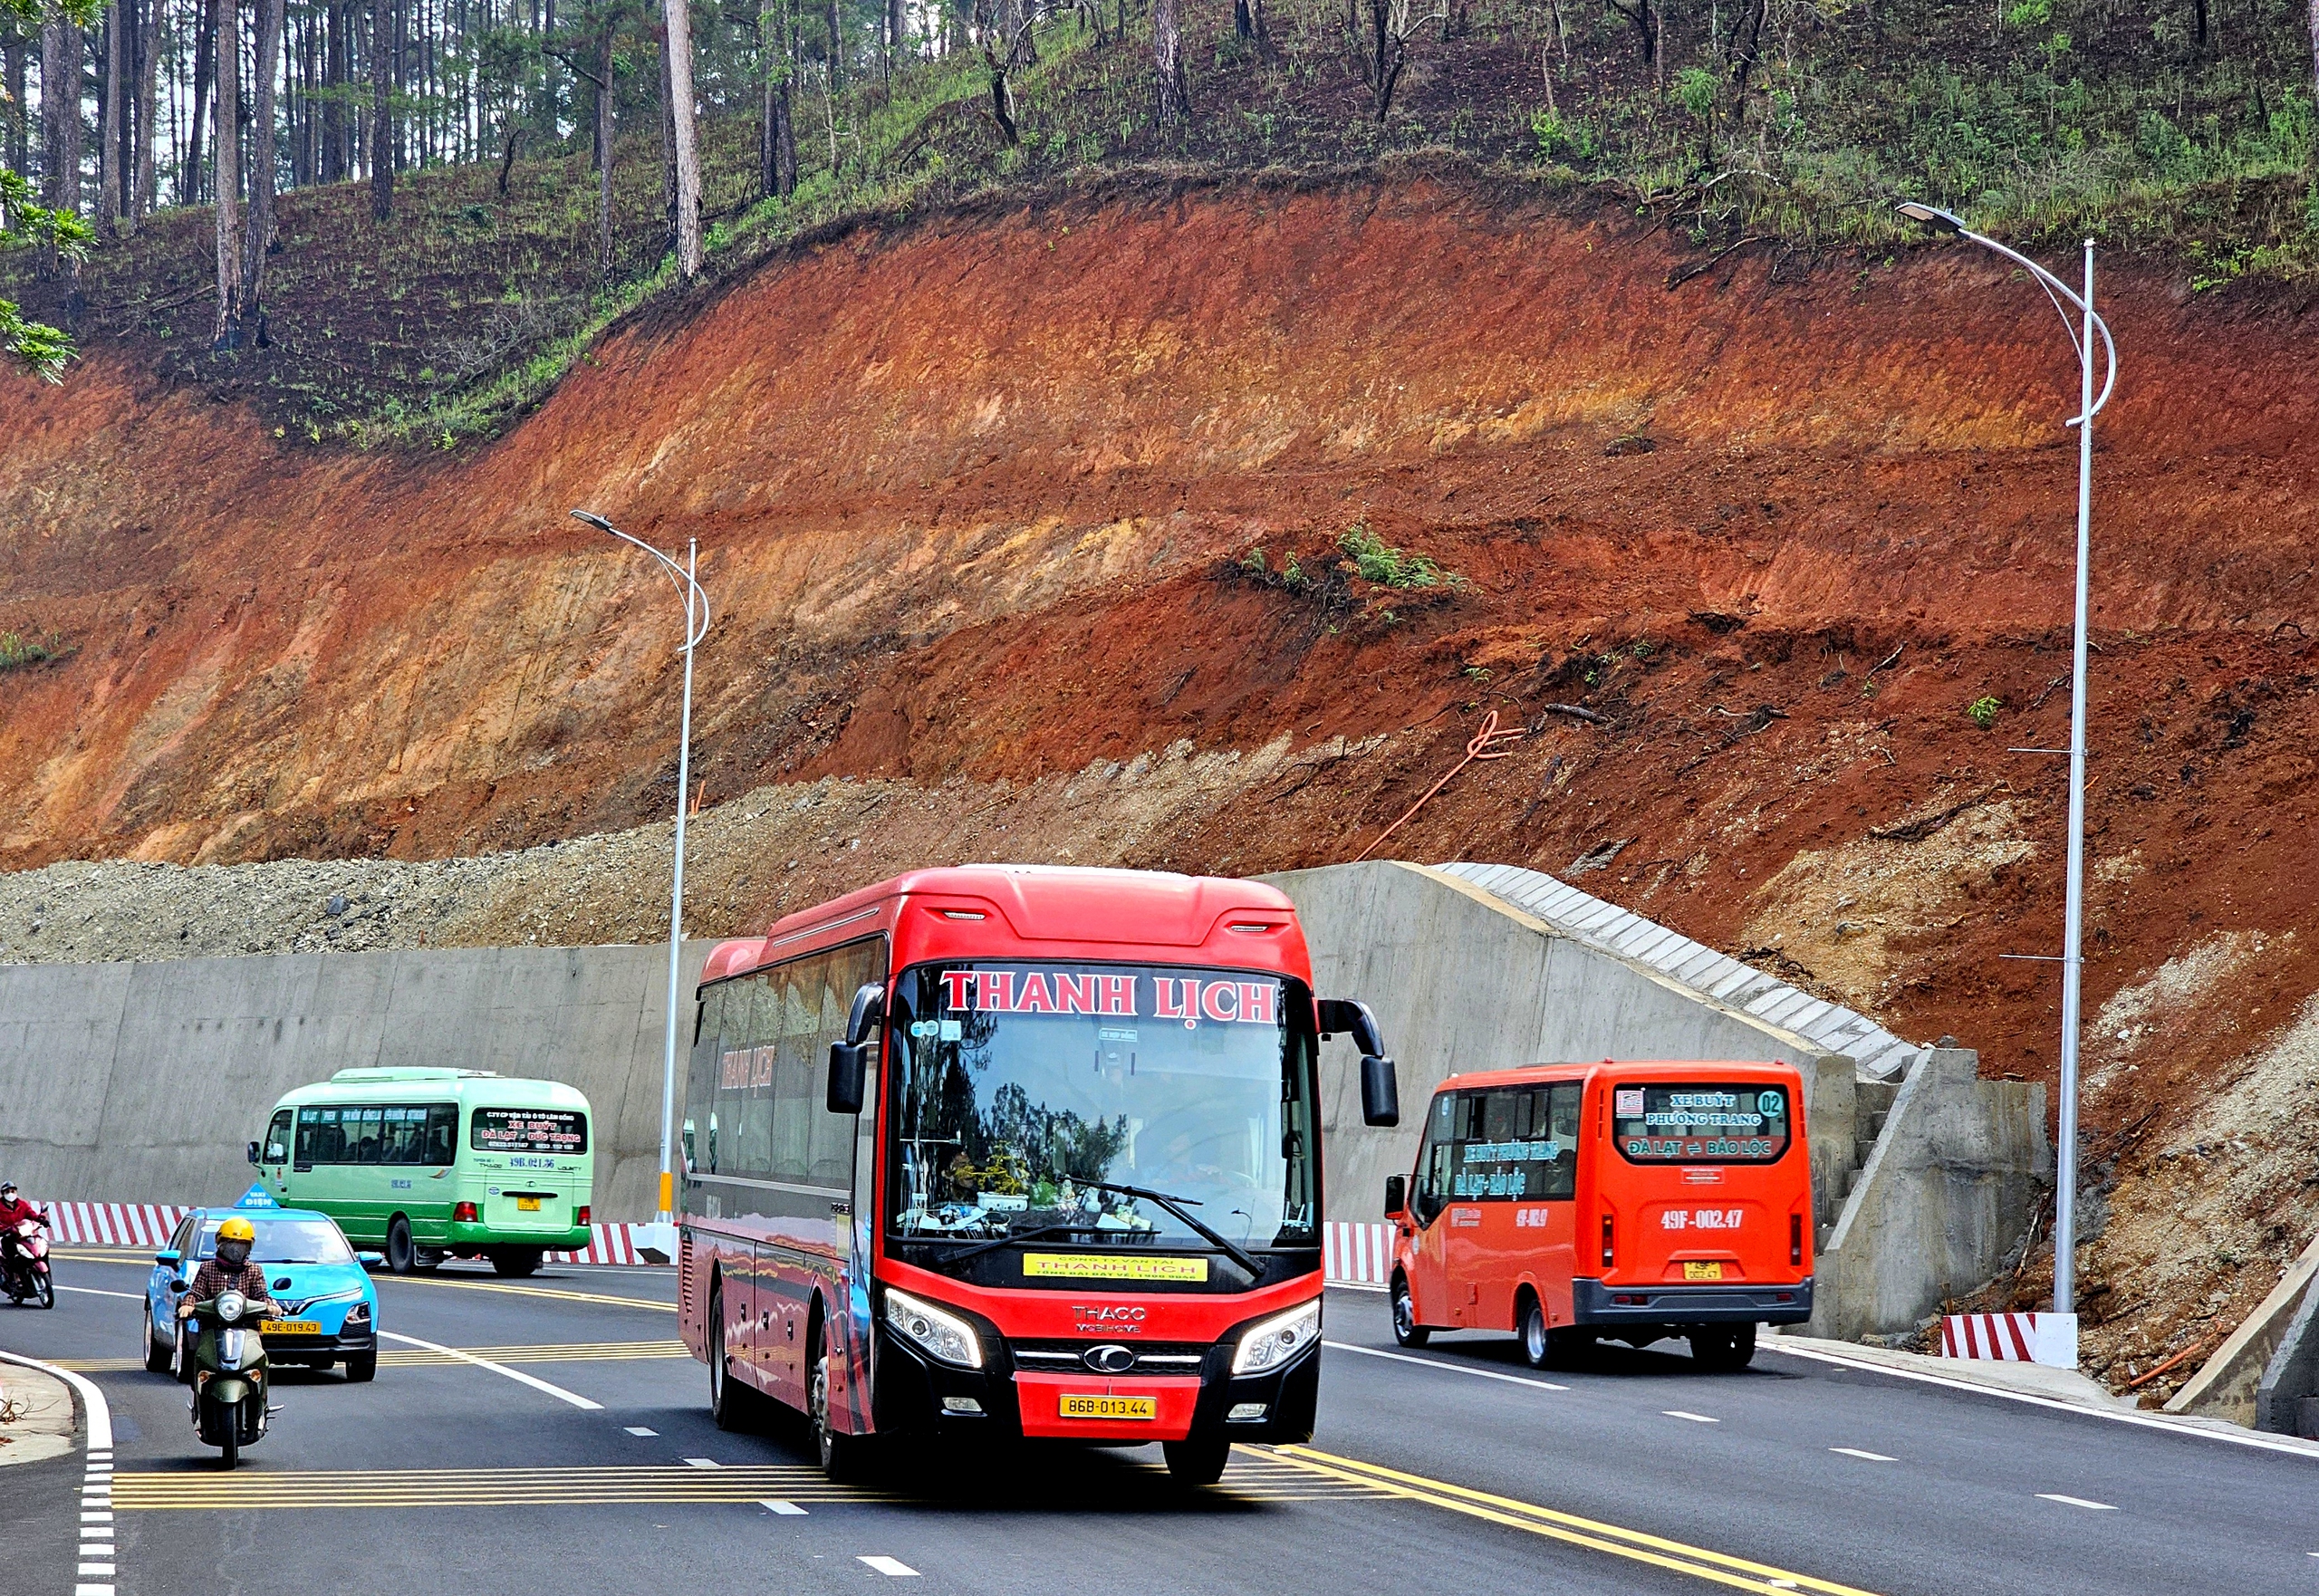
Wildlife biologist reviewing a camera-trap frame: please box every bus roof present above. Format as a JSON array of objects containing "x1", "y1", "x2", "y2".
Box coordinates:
[
  {"x1": 702, "y1": 865, "x2": 1303, "y2": 985},
  {"x1": 1434, "y1": 1059, "x2": 1801, "y2": 1091},
  {"x1": 271, "y1": 1072, "x2": 592, "y2": 1111},
  {"x1": 330, "y1": 1067, "x2": 496, "y2": 1082}
]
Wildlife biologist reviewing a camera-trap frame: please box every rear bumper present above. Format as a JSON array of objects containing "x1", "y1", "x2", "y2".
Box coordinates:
[
  {"x1": 1573, "y1": 1277, "x2": 1813, "y2": 1327},
  {"x1": 439, "y1": 1225, "x2": 589, "y2": 1248}
]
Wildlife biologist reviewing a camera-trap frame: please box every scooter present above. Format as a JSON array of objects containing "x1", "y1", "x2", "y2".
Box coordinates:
[
  {"x1": 0, "y1": 1216, "x2": 52, "y2": 1309},
  {"x1": 178, "y1": 1286, "x2": 274, "y2": 1468}
]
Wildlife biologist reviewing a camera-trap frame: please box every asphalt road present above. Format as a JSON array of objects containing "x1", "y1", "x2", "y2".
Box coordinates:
[{"x1": 6, "y1": 1254, "x2": 2316, "y2": 1595}]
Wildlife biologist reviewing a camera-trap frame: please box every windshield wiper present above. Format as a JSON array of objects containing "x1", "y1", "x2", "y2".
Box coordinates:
[
  {"x1": 939, "y1": 1221, "x2": 1111, "y2": 1264},
  {"x1": 1080, "y1": 1180, "x2": 1263, "y2": 1281}
]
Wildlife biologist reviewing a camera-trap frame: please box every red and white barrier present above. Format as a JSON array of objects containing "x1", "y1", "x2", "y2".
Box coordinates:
[
  {"x1": 35, "y1": 1202, "x2": 189, "y2": 1248},
  {"x1": 1942, "y1": 1312, "x2": 2078, "y2": 1368},
  {"x1": 1324, "y1": 1221, "x2": 1394, "y2": 1288},
  {"x1": 549, "y1": 1224, "x2": 674, "y2": 1266}
]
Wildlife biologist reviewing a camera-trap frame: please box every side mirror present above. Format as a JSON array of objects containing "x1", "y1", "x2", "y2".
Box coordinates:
[
  {"x1": 1383, "y1": 1175, "x2": 1407, "y2": 1219},
  {"x1": 155, "y1": 1249, "x2": 182, "y2": 1267},
  {"x1": 246, "y1": 1140, "x2": 261, "y2": 1166},
  {"x1": 356, "y1": 1252, "x2": 385, "y2": 1267},
  {"x1": 168, "y1": 1277, "x2": 190, "y2": 1293},
  {"x1": 1316, "y1": 998, "x2": 1387, "y2": 1058},
  {"x1": 1361, "y1": 1053, "x2": 1400, "y2": 1128}
]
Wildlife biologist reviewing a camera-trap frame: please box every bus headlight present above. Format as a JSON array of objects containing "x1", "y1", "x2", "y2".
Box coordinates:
[
  {"x1": 1231, "y1": 1299, "x2": 1321, "y2": 1376},
  {"x1": 883, "y1": 1287, "x2": 983, "y2": 1370}
]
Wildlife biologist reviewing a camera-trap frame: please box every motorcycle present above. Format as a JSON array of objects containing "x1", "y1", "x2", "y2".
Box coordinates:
[
  {"x1": 178, "y1": 1286, "x2": 274, "y2": 1468},
  {"x1": 0, "y1": 1216, "x2": 52, "y2": 1309}
]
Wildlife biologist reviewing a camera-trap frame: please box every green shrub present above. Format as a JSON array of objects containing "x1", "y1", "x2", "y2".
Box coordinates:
[
  {"x1": 1339, "y1": 520, "x2": 1466, "y2": 591},
  {"x1": 1967, "y1": 695, "x2": 2003, "y2": 729},
  {"x1": 0, "y1": 630, "x2": 72, "y2": 672}
]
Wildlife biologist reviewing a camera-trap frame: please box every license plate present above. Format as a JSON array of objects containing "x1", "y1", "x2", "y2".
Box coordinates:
[
  {"x1": 1682, "y1": 1262, "x2": 1725, "y2": 1282},
  {"x1": 259, "y1": 1320, "x2": 321, "y2": 1335},
  {"x1": 516, "y1": 1197, "x2": 543, "y2": 1212},
  {"x1": 1059, "y1": 1394, "x2": 1156, "y2": 1420}
]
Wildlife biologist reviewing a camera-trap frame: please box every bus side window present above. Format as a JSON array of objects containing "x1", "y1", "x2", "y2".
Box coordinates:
[
  {"x1": 1543, "y1": 1083, "x2": 1582, "y2": 1199},
  {"x1": 425, "y1": 1105, "x2": 457, "y2": 1165}
]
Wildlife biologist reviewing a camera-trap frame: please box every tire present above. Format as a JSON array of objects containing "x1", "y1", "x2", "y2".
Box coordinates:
[
  {"x1": 1162, "y1": 1438, "x2": 1231, "y2": 1486},
  {"x1": 1390, "y1": 1276, "x2": 1430, "y2": 1349},
  {"x1": 145, "y1": 1312, "x2": 171, "y2": 1373},
  {"x1": 491, "y1": 1247, "x2": 542, "y2": 1278},
  {"x1": 386, "y1": 1216, "x2": 416, "y2": 1274},
  {"x1": 1688, "y1": 1322, "x2": 1757, "y2": 1372},
  {"x1": 707, "y1": 1282, "x2": 752, "y2": 1432},
  {"x1": 29, "y1": 1269, "x2": 52, "y2": 1310},
  {"x1": 345, "y1": 1351, "x2": 377, "y2": 1382},
  {"x1": 220, "y1": 1416, "x2": 239, "y2": 1471},
  {"x1": 1519, "y1": 1298, "x2": 1551, "y2": 1370},
  {"x1": 809, "y1": 1336, "x2": 870, "y2": 1483}
]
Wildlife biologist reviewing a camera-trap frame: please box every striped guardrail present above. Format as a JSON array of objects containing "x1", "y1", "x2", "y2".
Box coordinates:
[
  {"x1": 1323, "y1": 1221, "x2": 1394, "y2": 1287},
  {"x1": 1942, "y1": 1312, "x2": 2076, "y2": 1367},
  {"x1": 34, "y1": 1201, "x2": 189, "y2": 1247}
]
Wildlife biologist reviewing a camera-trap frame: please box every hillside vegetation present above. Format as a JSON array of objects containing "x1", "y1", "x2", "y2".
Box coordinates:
[{"x1": 5, "y1": 0, "x2": 2314, "y2": 444}]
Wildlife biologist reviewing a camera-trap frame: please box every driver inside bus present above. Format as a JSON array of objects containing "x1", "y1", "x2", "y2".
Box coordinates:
[{"x1": 178, "y1": 1216, "x2": 279, "y2": 1322}]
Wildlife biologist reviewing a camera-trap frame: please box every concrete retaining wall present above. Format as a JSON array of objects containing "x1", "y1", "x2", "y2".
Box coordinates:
[
  {"x1": 1268, "y1": 862, "x2": 1854, "y2": 1228},
  {"x1": 1806, "y1": 1047, "x2": 2049, "y2": 1341},
  {"x1": 0, "y1": 942, "x2": 713, "y2": 1221},
  {"x1": 2168, "y1": 1231, "x2": 2319, "y2": 1428}
]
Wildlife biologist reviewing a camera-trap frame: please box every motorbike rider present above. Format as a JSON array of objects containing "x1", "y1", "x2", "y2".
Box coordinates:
[
  {"x1": 178, "y1": 1216, "x2": 278, "y2": 1323},
  {"x1": 0, "y1": 1182, "x2": 46, "y2": 1269}
]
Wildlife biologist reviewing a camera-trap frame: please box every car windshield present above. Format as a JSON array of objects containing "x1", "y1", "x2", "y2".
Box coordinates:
[
  {"x1": 884, "y1": 961, "x2": 1318, "y2": 1252},
  {"x1": 195, "y1": 1218, "x2": 355, "y2": 1264}
]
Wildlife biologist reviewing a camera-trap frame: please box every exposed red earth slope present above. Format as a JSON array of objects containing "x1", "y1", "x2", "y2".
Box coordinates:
[{"x1": 4, "y1": 175, "x2": 2315, "y2": 1398}]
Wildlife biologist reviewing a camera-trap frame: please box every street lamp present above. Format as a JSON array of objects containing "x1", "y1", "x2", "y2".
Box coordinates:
[
  {"x1": 572, "y1": 509, "x2": 712, "y2": 1230},
  {"x1": 1895, "y1": 204, "x2": 2117, "y2": 1346}
]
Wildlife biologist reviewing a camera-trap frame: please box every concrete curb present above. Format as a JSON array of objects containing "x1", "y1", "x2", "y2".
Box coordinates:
[
  {"x1": 1768, "y1": 1331, "x2": 2134, "y2": 1410},
  {"x1": 0, "y1": 1358, "x2": 82, "y2": 1467}
]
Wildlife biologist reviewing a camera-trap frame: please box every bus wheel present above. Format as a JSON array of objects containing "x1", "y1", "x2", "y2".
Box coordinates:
[
  {"x1": 810, "y1": 1347, "x2": 870, "y2": 1482},
  {"x1": 385, "y1": 1216, "x2": 415, "y2": 1274},
  {"x1": 1688, "y1": 1323, "x2": 1757, "y2": 1371},
  {"x1": 1163, "y1": 1438, "x2": 1230, "y2": 1486},
  {"x1": 1518, "y1": 1298, "x2": 1551, "y2": 1369},
  {"x1": 491, "y1": 1248, "x2": 543, "y2": 1278},
  {"x1": 1390, "y1": 1277, "x2": 1429, "y2": 1349}
]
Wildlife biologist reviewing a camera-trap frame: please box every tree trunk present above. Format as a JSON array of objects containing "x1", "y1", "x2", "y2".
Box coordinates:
[
  {"x1": 100, "y1": 3, "x2": 124, "y2": 230},
  {"x1": 887, "y1": 0, "x2": 904, "y2": 73},
  {"x1": 4, "y1": 40, "x2": 25, "y2": 179},
  {"x1": 1151, "y1": 0, "x2": 1186, "y2": 122},
  {"x1": 38, "y1": 12, "x2": 81, "y2": 274},
  {"x1": 665, "y1": 0, "x2": 703, "y2": 277},
  {"x1": 2310, "y1": 0, "x2": 2319, "y2": 127},
  {"x1": 322, "y1": 1, "x2": 343, "y2": 181},
  {"x1": 212, "y1": 0, "x2": 242, "y2": 345},
  {"x1": 187, "y1": 0, "x2": 212, "y2": 201},
  {"x1": 657, "y1": 23, "x2": 677, "y2": 250},
  {"x1": 368, "y1": 0, "x2": 390, "y2": 219},
  {"x1": 823, "y1": 0, "x2": 841, "y2": 91},
  {"x1": 134, "y1": 0, "x2": 160, "y2": 221},
  {"x1": 761, "y1": 0, "x2": 796, "y2": 197},
  {"x1": 243, "y1": 0, "x2": 283, "y2": 320},
  {"x1": 596, "y1": 21, "x2": 615, "y2": 275}
]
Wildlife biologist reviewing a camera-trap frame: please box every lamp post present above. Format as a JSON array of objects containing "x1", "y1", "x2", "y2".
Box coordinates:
[
  {"x1": 1895, "y1": 205, "x2": 2117, "y2": 1340},
  {"x1": 572, "y1": 509, "x2": 711, "y2": 1229}
]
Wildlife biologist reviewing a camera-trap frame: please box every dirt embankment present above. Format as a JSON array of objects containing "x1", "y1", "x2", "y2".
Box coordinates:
[{"x1": 4, "y1": 175, "x2": 2316, "y2": 1399}]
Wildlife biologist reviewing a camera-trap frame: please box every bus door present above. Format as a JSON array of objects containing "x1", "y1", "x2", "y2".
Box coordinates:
[
  {"x1": 260, "y1": 1110, "x2": 293, "y2": 1202},
  {"x1": 1405, "y1": 1092, "x2": 1459, "y2": 1326}
]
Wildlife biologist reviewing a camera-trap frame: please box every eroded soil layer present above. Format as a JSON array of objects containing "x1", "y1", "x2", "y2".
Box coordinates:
[{"x1": 5, "y1": 178, "x2": 2315, "y2": 1400}]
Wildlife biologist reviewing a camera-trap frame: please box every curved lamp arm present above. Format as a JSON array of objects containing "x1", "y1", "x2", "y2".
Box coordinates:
[
  {"x1": 570, "y1": 510, "x2": 712, "y2": 650},
  {"x1": 1896, "y1": 204, "x2": 2116, "y2": 426}
]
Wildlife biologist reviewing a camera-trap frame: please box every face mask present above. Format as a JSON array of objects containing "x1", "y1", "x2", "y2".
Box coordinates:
[{"x1": 217, "y1": 1242, "x2": 251, "y2": 1268}]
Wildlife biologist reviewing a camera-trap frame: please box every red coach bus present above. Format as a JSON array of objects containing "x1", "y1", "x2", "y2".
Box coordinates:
[
  {"x1": 1384, "y1": 1060, "x2": 1812, "y2": 1372},
  {"x1": 677, "y1": 865, "x2": 1398, "y2": 1483}
]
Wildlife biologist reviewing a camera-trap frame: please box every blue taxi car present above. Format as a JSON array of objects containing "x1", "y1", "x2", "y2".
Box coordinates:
[{"x1": 145, "y1": 1192, "x2": 382, "y2": 1381}]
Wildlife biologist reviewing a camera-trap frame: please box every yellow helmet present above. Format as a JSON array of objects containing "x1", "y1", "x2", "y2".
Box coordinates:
[{"x1": 217, "y1": 1216, "x2": 256, "y2": 1243}]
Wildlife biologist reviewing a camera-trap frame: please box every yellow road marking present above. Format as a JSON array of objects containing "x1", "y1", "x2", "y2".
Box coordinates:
[
  {"x1": 1274, "y1": 1447, "x2": 1881, "y2": 1596},
  {"x1": 378, "y1": 1276, "x2": 676, "y2": 1312},
  {"x1": 113, "y1": 1456, "x2": 1381, "y2": 1511}
]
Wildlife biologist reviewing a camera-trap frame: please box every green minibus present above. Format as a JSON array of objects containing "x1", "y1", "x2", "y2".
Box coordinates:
[{"x1": 248, "y1": 1068, "x2": 594, "y2": 1275}]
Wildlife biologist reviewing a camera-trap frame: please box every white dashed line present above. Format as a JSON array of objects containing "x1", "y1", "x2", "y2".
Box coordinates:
[
  {"x1": 1830, "y1": 1447, "x2": 1896, "y2": 1462},
  {"x1": 859, "y1": 1556, "x2": 920, "y2": 1577},
  {"x1": 74, "y1": 1583, "x2": 116, "y2": 1596},
  {"x1": 682, "y1": 1457, "x2": 721, "y2": 1468},
  {"x1": 1663, "y1": 1410, "x2": 1719, "y2": 1424},
  {"x1": 625, "y1": 1427, "x2": 659, "y2": 1437},
  {"x1": 1323, "y1": 1341, "x2": 1570, "y2": 1392},
  {"x1": 2037, "y1": 1494, "x2": 2118, "y2": 1511},
  {"x1": 762, "y1": 1499, "x2": 809, "y2": 1515},
  {"x1": 378, "y1": 1330, "x2": 603, "y2": 1410}
]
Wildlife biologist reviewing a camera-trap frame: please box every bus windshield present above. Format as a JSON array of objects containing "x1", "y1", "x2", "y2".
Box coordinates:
[{"x1": 884, "y1": 962, "x2": 1318, "y2": 1253}]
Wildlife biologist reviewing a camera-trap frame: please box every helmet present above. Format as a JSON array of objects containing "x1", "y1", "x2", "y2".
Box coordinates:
[
  {"x1": 0, "y1": 1182, "x2": 15, "y2": 1197},
  {"x1": 217, "y1": 1216, "x2": 256, "y2": 1243}
]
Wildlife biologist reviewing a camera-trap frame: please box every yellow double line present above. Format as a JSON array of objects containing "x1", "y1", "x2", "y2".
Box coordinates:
[
  {"x1": 54, "y1": 1339, "x2": 690, "y2": 1373},
  {"x1": 1275, "y1": 1447, "x2": 1880, "y2": 1596}
]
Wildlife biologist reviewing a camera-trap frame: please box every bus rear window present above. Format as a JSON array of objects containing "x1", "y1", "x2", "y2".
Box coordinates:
[
  {"x1": 471, "y1": 1108, "x2": 588, "y2": 1155},
  {"x1": 1612, "y1": 1083, "x2": 1791, "y2": 1164}
]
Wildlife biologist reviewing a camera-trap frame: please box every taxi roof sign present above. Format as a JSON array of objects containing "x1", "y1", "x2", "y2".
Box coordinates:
[{"x1": 235, "y1": 1183, "x2": 280, "y2": 1208}]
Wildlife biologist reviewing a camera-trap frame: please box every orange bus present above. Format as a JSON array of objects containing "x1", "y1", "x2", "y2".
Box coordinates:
[{"x1": 1383, "y1": 1060, "x2": 1812, "y2": 1371}]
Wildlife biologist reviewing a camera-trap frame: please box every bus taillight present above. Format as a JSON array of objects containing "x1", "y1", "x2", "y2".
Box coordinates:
[
  {"x1": 577, "y1": 1205, "x2": 592, "y2": 1226},
  {"x1": 1790, "y1": 1213, "x2": 1804, "y2": 1266},
  {"x1": 1600, "y1": 1214, "x2": 1614, "y2": 1268},
  {"x1": 454, "y1": 1201, "x2": 478, "y2": 1223}
]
